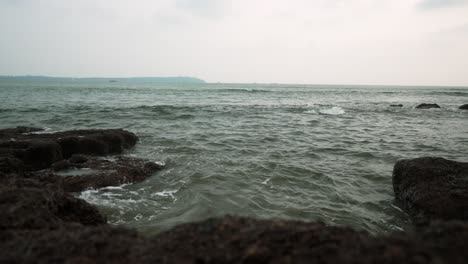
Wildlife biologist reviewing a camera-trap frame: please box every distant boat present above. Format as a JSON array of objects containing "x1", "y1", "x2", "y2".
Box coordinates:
[{"x1": 109, "y1": 80, "x2": 117, "y2": 83}]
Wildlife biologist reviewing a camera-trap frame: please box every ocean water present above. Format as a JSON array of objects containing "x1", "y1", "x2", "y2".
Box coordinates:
[{"x1": 1, "y1": 80, "x2": 467, "y2": 235}]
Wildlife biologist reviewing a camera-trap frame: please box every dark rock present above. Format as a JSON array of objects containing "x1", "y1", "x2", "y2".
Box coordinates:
[
  {"x1": 145, "y1": 216, "x2": 468, "y2": 264},
  {"x1": 0, "y1": 173, "x2": 106, "y2": 229},
  {"x1": 0, "y1": 126, "x2": 43, "y2": 140},
  {"x1": 390, "y1": 104, "x2": 403, "y2": 107},
  {"x1": 0, "y1": 225, "x2": 146, "y2": 264},
  {"x1": 415, "y1": 103, "x2": 440, "y2": 109},
  {"x1": 0, "y1": 128, "x2": 139, "y2": 171},
  {"x1": 0, "y1": 157, "x2": 24, "y2": 173},
  {"x1": 393, "y1": 157, "x2": 468, "y2": 225},
  {"x1": 3, "y1": 216, "x2": 468, "y2": 263},
  {"x1": 21, "y1": 141, "x2": 63, "y2": 169},
  {"x1": 69, "y1": 154, "x2": 88, "y2": 164},
  {"x1": 58, "y1": 156, "x2": 164, "y2": 192},
  {"x1": 459, "y1": 104, "x2": 468, "y2": 110}
]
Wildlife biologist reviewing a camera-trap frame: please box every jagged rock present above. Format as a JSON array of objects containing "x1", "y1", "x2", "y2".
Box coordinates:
[
  {"x1": 0, "y1": 173, "x2": 106, "y2": 229},
  {"x1": 393, "y1": 157, "x2": 468, "y2": 225},
  {"x1": 55, "y1": 156, "x2": 164, "y2": 192},
  {"x1": 415, "y1": 103, "x2": 440, "y2": 109},
  {"x1": 459, "y1": 104, "x2": 468, "y2": 110}
]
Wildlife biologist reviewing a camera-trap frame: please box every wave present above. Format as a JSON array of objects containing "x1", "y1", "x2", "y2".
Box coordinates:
[
  {"x1": 319, "y1": 106, "x2": 345, "y2": 115},
  {"x1": 215, "y1": 88, "x2": 274, "y2": 93}
]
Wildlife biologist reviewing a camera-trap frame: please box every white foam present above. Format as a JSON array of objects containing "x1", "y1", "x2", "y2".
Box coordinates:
[
  {"x1": 319, "y1": 106, "x2": 345, "y2": 115},
  {"x1": 261, "y1": 178, "x2": 271, "y2": 185},
  {"x1": 152, "y1": 189, "x2": 178, "y2": 199},
  {"x1": 154, "y1": 161, "x2": 166, "y2": 166}
]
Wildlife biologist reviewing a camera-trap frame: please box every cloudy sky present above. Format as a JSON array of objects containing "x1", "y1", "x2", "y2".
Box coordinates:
[{"x1": 0, "y1": 0, "x2": 467, "y2": 85}]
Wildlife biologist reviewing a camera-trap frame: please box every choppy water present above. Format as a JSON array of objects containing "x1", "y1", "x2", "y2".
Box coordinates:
[{"x1": 1, "y1": 80, "x2": 467, "y2": 235}]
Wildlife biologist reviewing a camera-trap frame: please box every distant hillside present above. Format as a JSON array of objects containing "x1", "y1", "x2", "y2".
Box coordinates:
[{"x1": 0, "y1": 76, "x2": 205, "y2": 84}]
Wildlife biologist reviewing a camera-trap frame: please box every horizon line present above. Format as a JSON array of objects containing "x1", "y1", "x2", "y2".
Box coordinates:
[{"x1": 1, "y1": 75, "x2": 467, "y2": 88}]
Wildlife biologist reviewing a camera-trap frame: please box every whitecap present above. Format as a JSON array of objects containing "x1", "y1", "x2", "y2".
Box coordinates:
[
  {"x1": 152, "y1": 189, "x2": 178, "y2": 199},
  {"x1": 319, "y1": 106, "x2": 345, "y2": 115},
  {"x1": 261, "y1": 178, "x2": 271, "y2": 185}
]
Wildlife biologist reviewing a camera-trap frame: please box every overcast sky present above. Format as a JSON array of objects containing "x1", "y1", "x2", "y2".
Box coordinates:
[{"x1": 1, "y1": 0, "x2": 467, "y2": 85}]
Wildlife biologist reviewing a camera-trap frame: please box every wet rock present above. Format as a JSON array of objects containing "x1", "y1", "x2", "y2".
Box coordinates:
[
  {"x1": 390, "y1": 104, "x2": 403, "y2": 107},
  {"x1": 31, "y1": 129, "x2": 139, "y2": 158},
  {"x1": 415, "y1": 103, "x2": 440, "y2": 109},
  {"x1": 393, "y1": 157, "x2": 468, "y2": 225},
  {"x1": 0, "y1": 128, "x2": 139, "y2": 171},
  {"x1": 56, "y1": 156, "x2": 164, "y2": 192},
  {"x1": 459, "y1": 104, "x2": 468, "y2": 110},
  {"x1": 0, "y1": 126, "x2": 43, "y2": 140},
  {"x1": 0, "y1": 173, "x2": 106, "y2": 229}
]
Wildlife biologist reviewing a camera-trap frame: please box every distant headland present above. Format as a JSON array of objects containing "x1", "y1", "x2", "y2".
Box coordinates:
[{"x1": 0, "y1": 75, "x2": 205, "y2": 84}]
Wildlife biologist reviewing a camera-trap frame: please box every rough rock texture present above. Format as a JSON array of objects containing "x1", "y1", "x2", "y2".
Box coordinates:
[
  {"x1": 2, "y1": 216, "x2": 468, "y2": 263},
  {"x1": 52, "y1": 155, "x2": 164, "y2": 192},
  {"x1": 0, "y1": 127, "x2": 139, "y2": 171},
  {"x1": 0, "y1": 172, "x2": 106, "y2": 230},
  {"x1": 0, "y1": 127, "x2": 162, "y2": 190},
  {"x1": 393, "y1": 157, "x2": 468, "y2": 225},
  {"x1": 2, "y1": 127, "x2": 468, "y2": 263},
  {"x1": 415, "y1": 103, "x2": 440, "y2": 109},
  {"x1": 459, "y1": 104, "x2": 468, "y2": 110}
]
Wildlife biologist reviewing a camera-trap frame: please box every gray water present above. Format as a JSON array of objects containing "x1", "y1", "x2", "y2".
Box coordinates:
[{"x1": 1, "y1": 80, "x2": 467, "y2": 235}]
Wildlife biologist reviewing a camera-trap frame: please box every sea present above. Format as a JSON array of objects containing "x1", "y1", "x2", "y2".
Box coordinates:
[{"x1": 1, "y1": 80, "x2": 467, "y2": 235}]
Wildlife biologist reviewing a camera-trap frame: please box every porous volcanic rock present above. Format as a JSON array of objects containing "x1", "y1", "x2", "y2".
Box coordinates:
[
  {"x1": 459, "y1": 104, "x2": 468, "y2": 110},
  {"x1": 415, "y1": 103, "x2": 441, "y2": 109},
  {"x1": 393, "y1": 157, "x2": 468, "y2": 225}
]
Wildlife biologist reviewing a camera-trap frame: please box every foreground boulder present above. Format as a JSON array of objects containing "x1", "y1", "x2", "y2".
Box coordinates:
[
  {"x1": 0, "y1": 172, "x2": 106, "y2": 229},
  {"x1": 2, "y1": 216, "x2": 468, "y2": 263},
  {"x1": 459, "y1": 104, "x2": 468, "y2": 110},
  {"x1": 393, "y1": 157, "x2": 468, "y2": 225},
  {"x1": 415, "y1": 103, "x2": 440, "y2": 109}
]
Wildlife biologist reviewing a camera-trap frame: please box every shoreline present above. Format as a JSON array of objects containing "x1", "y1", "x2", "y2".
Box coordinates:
[{"x1": 1, "y1": 127, "x2": 468, "y2": 263}]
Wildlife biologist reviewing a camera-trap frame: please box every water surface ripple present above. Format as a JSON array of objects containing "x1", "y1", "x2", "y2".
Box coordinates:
[{"x1": 1, "y1": 82, "x2": 467, "y2": 235}]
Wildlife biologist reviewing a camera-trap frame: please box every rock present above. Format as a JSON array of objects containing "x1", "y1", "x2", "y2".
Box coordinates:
[
  {"x1": 3, "y1": 216, "x2": 468, "y2": 263},
  {"x1": 415, "y1": 103, "x2": 440, "y2": 109},
  {"x1": 0, "y1": 173, "x2": 106, "y2": 229},
  {"x1": 69, "y1": 154, "x2": 88, "y2": 164},
  {"x1": 393, "y1": 157, "x2": 468, "y2": 225},
  {"x1": 57, "y1": 156, "x2": 164, "y2": 192},
  {"x1": 0, "y1": 128, "x2": 139, "y2": 171},
  {"x1": 0, "y1": 225, "x2": 146, "y2": 264},
  {"x1": 0, "y1": 157, "x2": 24, "y2": 173},
  {"x1": 0, "y1": 126, "x2": 43, "y2": 140},
  {"x1": 390, "y1": 104, "x2": 403, "y2": 107},
  {"x1": 459, "y1": 104, "x2": 468, "y2": 110}
]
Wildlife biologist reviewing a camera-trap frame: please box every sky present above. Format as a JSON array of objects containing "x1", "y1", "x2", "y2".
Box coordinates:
[{"x1": 0, "y1": 0, "x2": 467, "y2": 85}]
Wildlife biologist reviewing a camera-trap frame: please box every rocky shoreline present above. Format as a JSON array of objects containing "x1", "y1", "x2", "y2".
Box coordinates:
[{"x1": 1, "y1": 127, "x2": 468, "y2": 263}]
